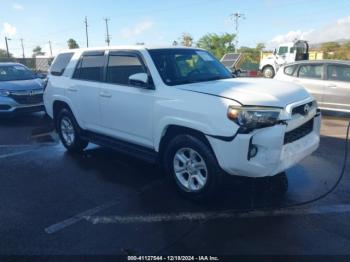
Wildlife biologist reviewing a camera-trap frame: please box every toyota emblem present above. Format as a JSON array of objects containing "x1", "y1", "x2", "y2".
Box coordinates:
[{"x1": 304, "y1": 104, "x2": 311, "y2": 115}]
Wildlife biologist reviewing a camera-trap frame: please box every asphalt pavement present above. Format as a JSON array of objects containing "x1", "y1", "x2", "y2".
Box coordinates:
[{"x1": 0, "y1": 112, "x2": 349, "y2": 256}]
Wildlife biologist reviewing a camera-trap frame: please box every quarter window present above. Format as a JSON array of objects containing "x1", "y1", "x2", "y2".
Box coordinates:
[
  {"x1": 284, "y1": 65, "x2": 296, "y2": 76},
  {"x1": 106, "y1": 54, "x2": 146, "y2": 85},
  {"x1": 298, "y1": 64, "x2": 323, "y2": 79},
  {"x1": 74, "y1": 54, "x2": 105, "y2": 82},
  {"x1": 327, "y1": 64, "x2": 350, "y2": 82},
  {"x1": 50, "y1": 53, "x2": 74, "y2": 76}
]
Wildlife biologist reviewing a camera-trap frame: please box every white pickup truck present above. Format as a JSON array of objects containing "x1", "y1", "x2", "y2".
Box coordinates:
[{"x1": 44, "y1": 46, "x2": 321, "y2": 200}]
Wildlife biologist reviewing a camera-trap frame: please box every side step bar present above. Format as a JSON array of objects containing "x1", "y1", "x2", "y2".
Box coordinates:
[{"x1": 82, "y1": 131, "x2": 158, "y2": 164}]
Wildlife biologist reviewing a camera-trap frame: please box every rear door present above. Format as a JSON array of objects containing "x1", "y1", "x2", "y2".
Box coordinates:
[
  {"x1": 69, "y1": 51, "x2": 106, "y2": 132},
  {"x1": 323, "y1": 63, "x2": 350, "y2": 112},
  {"x1": 294, "y1": 63, "x2": 325, "y2": 104}
]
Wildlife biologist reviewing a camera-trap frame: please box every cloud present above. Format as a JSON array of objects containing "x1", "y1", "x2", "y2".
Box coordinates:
[
  {"x1": 2, "y1": 22, "x2": 17, "y2": 37},
  {"x1": 13, "y1": 3, "x2": 24, "y2": 10},
  {"x1": 121, "y1": 20, "x2": 154, "y2": 39},
  {"x1": 268, "y1": 16, "x2": 350, "y2": 48}
]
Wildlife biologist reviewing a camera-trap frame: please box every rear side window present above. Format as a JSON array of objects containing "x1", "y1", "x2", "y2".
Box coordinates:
[
  {"x1": 50, "y1": 53, "x2": 73, "y2": 76},
  {"x1": 298, "y1": 64, "x2": 323, "y2": 79},
  {"x1": 327, "y1": 64, "x2": 350, "y2": 82},
  {"x1": 284, "y1": 65, "x2": 296, "y2": 76},
  {"x1": 106, "y1": 54, "x2": 146, "y2": 85},
  {"x1": 74, "y1": 53, "x2": 105, "y2": 82}
]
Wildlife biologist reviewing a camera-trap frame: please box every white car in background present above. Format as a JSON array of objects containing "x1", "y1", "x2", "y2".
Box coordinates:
[
  {"x1": 275, "y1": 60, "x2": 350, "y2": 112},
  {"x1": 44, "y1": 46, "x2": 321, "y2": 200}
]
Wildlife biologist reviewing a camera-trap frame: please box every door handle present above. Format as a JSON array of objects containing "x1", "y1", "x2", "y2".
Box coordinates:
[
  {"x1": 67, "y1": 87, "x2": 77, "y2": 92},
  {"x1": 326, "y1": 84, "x2": 337, "y2": 88},
  {"x1": 100, "y1": 92, "x2": 112, "y2": 98}
]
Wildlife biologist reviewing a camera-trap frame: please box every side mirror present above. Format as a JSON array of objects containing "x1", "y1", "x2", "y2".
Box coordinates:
[
  {"x1": 128, "y1": 73, "x2": 149, "y2": 88},
  {"x1": 273, "y1": 49, "x2": 277, "y2": 55}
]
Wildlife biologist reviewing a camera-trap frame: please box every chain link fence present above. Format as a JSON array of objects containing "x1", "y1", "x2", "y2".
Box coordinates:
[{"x1": 0, "y1": 57, "x2": 54, "y2": 73}]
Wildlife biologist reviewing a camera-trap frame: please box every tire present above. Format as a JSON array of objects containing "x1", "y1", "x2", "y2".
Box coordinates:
[
  {"x1": 56, "y1": 108, "x2": 88, "y2": 152},
  {"x1": 263, "y1": 66, "x2": 275, "y2": 78},
  {"x1": 269, "y1": 172, "x2": 289, "y2": 197},
  {"x1": 163, "y1": 134, "x2": 223, "y2": 201}
]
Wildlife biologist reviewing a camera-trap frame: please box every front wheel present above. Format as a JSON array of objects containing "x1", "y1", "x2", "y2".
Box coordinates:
[
  {"x1": 56, "y1": 108, "x2": 88, "y2": 152},
  {"x1": 263, "y1": 66, "x2": 275, "y2": 78},
  {"x1": 163, "y1": 135, "x2": 223, "y2": 201}
]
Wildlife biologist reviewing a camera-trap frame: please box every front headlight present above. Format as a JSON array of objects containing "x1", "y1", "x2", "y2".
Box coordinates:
[
  {"x1": 227, "y1": 106, "x2": 282, "y2": 132},
  {"x1": 0, "y1": 90, "x2": 10, "y2": 97}
]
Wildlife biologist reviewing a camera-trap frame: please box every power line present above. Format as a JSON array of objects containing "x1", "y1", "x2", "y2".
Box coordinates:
[
  {"x1": 84, "y1": 16, "x2": 89, "y2": 48},
  {"x1": 230, "y1": 12, "x2": 246, "y2": 51},
  {"x1": 103, "y1": 17, "x2": 111, "y2": 46}
]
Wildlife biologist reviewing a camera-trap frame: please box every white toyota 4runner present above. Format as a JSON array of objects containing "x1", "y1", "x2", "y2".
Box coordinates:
[{"x1": 44, "y1": 46, "x2": 321, "y2": 200}]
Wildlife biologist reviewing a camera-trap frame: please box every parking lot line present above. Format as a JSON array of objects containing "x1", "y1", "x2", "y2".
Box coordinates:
[
  {"x1": 83, "y1": 204, "x2": 350, "y2": 224},
  {"x1": 44, "y1": 201, "x2": 119, "y2": 234},
  {"x1": 0, "y1": 149, "x2": 35, "y2": 159}
]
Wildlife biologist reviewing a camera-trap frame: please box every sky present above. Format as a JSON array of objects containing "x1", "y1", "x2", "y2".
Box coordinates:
[{"x1": 0, "y1": 0, "x2": 350, "y2": 57}]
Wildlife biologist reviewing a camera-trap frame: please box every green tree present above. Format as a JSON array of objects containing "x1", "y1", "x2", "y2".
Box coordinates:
[
  {"x1": 32, "y1": 46, "x2": 45, "y2": 57},
  {"x1": 0, "y1": 49, "x2": 12, "y2": 58},
  {"x1": 67, "y1": 38, "x2": 79, "y2": 49},
  {"x1": 180, "y1": 33, "x2": 193, "y2": 47},
  {"x1": 196, "y1": 33, "x2": 236, "y2": 59},
  {"x1": 321, "y1": 42, "x2": 341, "y2": 52},
  {"x1": 238, "y1": 43, "x2": 266, "y2": 64}
]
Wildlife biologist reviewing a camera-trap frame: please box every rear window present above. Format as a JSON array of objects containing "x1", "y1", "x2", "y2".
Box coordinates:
[
  {"x1": 73, "y1": 53, "x2": 105, "y2": 82},
  {"x1": 327, "y1": 64, "x2": 350, "y2": 82},
  {"x1": 50, "y1": 53, "x2": 74, "y2": 76}
]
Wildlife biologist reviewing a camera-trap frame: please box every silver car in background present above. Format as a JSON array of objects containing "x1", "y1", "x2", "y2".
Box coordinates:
[
  {"x1": 275, "y1": 60, "x2": 350, "y2": 112},
  {"x1": 0, "y1": 63, "x2": 46, "y2": 116}
]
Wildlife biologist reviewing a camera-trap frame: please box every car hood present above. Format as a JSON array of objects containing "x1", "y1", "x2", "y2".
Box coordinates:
[
  {"x1": 177, "y1": 78, "x2": 311, "y2": 108},
  {"x1": 0, "y1": 78, "x2": 44, "y2": 91}
]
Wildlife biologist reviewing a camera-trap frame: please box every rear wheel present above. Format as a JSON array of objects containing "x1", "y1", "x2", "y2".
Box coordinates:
[
  {"x1": 56, "y1": 108, "x2": 88, "y2": 152},
  {"x1": 163, "y1": 134, "x2": 223, "y2": 201},
  {"x1": 263, "y1": 66, "x2": 275, "y2": 78}
]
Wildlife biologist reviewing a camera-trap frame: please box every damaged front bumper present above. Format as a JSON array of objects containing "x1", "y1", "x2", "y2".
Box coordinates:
[{"x1": 207, "y1": 111, "x2": 321, "y2": 178}]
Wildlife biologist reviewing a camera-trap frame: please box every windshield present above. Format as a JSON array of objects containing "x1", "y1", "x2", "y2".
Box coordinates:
[
  {"x1": 0, "y1": 65, "x2": 36, "y2": 81},
  {"x1": 148, "y1": 48, "x2": 232, "y2": 86}
]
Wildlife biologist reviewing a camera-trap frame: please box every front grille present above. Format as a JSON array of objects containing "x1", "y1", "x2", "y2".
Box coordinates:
[
  {"x1": 292, "y1": 101, "x2": 315, "y2": 116},
  {"x1": 9, "y1": 92, "x2": 43, "y2": 105},
  {"x1": 284, "y1": 119, "x2": 314, "y2": 145}
]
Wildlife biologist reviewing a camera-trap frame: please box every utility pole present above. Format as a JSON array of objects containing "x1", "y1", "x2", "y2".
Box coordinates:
[
  {"x1": 20, "y1": 38, "x2": 25, "y2": 59},
  {"x1": 84, "y1": 16, "x2": 89, "y2": 48},
  {"x1": 48, "y1": 40, "x2": 53, "y2": 57},
  {"x1": 5, "y1": 37, "x2": 10, "y2": 58},
  {"x1": 231, "y1": 12, "x2": 246, "y2": 52},
  {"x1": 103, "y1": 17, "x2": 111, "y2": 46}
]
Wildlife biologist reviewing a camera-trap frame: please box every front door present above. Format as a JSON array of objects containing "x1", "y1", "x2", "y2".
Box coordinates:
[{"x1": 98, "y1": 51, "x2": 155, "y2": 148}]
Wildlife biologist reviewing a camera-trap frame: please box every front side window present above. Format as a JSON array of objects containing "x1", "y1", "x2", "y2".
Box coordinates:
[
  {"x1": 149, "y1": 49, "x2": 232, "y2": 86},
  {"x1": 74, "y1": 54, "x2": 105, "y2": 82},
  {"x1": 278, "y1": 46, "x2": 289, "y2": 55},
  {"x1": 0, "y1": 65, "x2": 35, "y2": 81},
  {"x1": 107, "y1": 54, "x2": 146, "y2": 85},
  {"x1": 298, "y1": 64, "x2": 323, "y2": 79},
  {"x1": 50, "y1": 53, "x2": 73, "y2": 76},
  {"x1": 327, "y1": 64, "x2": 350, "y2": 82}
]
